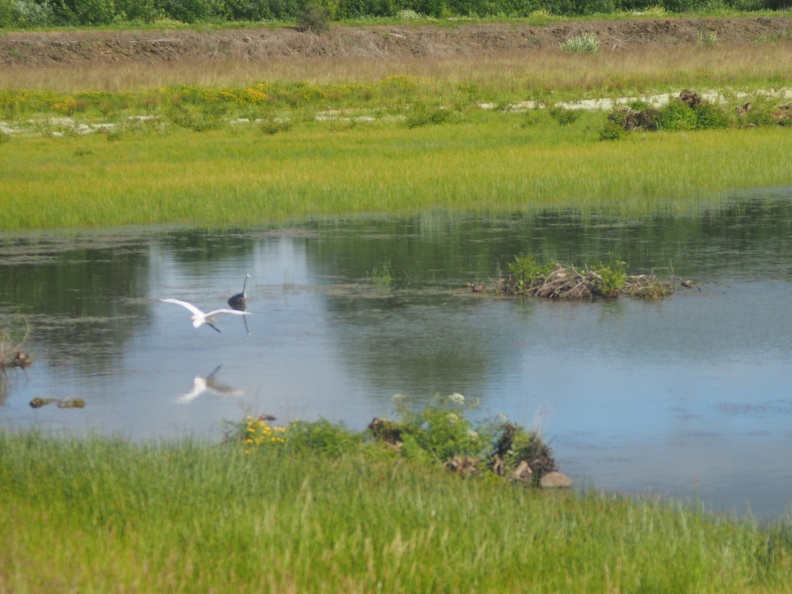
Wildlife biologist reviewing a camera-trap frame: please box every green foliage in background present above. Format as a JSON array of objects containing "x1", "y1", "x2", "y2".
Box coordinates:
[{"x1": 0, "y1": 0, "x2": 790, "y2": 27}]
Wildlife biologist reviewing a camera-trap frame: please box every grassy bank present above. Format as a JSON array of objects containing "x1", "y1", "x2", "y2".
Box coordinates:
[
  {"x1": 1, "y1": 430, "x2": 791, "y2": 593},
  {"x1": 2, "y1": 111, "x2": 791, "y2": 230},
  {"x1": 3, "y1": 41, "x2": 791, "y2": 95}
]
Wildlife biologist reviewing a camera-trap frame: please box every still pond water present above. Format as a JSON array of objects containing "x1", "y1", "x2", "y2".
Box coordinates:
[{"x1": 2, "y1": 188, "x2": 792, "y2": 519}]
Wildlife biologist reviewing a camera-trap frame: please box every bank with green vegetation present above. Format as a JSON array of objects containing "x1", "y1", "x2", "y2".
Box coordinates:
[
  {"x1": 2, "y1": 393, "x2": 792, "y2": 592},
  {"x1": 1, "y1": 86, "x2": 790, "y2": 230}
]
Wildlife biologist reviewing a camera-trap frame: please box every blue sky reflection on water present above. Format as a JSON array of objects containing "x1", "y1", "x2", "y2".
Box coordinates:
[{"x1": 2, "y1": 190, "x2": 792, "y2": 519}]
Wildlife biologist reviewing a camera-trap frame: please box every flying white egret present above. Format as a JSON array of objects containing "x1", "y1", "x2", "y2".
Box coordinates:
[
  {"x1": 159, "y1": 298, "x2": 250, "y2": 333},
  {"x1": 227, "y1": 274, "x2": 249, "y2": 311}
]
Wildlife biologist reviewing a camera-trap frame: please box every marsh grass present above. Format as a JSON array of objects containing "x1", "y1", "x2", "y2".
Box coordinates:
[
  {"x1": 369, "y1": 260, "x2": 394, "y2": 288},
  {"x1": 1, "y1": 114, "x2": 790, "y2": 230},
  {"x1": 1, "y1": 430, "x2": 791, "y2": 593}
]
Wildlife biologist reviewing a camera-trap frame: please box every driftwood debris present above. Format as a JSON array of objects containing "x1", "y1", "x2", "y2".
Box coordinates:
[
  {"x1": 30, "y1": 397, "x2": 86, "y2": 409},
  {"x1": 477, "y1": 262, "x2": 693, "y2": 301}
]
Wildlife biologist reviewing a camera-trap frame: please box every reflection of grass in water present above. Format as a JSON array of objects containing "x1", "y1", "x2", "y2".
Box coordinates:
[
  {"x1": 369, "y1": 260, "x2": 393, "y2": 288},
  {"x1": 1, "y1": 430, "x2": 791, "y2": 591}
]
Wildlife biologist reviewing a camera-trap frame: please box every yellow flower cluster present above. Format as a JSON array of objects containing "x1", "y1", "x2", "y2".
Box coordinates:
[
  {"x1": 243, "y1": 415, "x2": 287, "y2": 454},
  {"x1": 52, "y1": 96, "x2": 80, "y2": 115}
]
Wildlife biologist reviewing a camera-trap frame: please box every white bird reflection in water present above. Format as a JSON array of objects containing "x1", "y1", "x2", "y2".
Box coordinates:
[{"x1": 177, "y1": 365, "x2": 244, "y2": 403}]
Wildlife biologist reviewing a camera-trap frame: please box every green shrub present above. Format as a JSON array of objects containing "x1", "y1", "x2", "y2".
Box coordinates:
[
  {"x1": 259, "y1": 114, "x2": 293, "y2": 135},
  {"x1": 165, "y1": 105, "x2": 223, "y2": 131},
  {"x1": 154, "y1": 0, "x2": 211, "y2": 23},
  {"x1": 559, "y1": 32, "x2": 600, "y2": 53},
  {"x1": 297, "y1": 1, "x2": 331, "y2": 33},
  {"x1": 507, "y1": 255, "x2": 552, "y2": 290},
  {"x1": 11, "y1": 0, "x2": 55, "y2": 26},
  {"x1": 116, "y1": 0, "x2": 157, "y2": 21},
  {"x1": 390, "y1": 393, "x2": 488, "y2": 462},
  {"x1": 694, "y1": 102, "x2": 730, "y2": 129},
  {"x1": 0, "y1": 0, "x2": 11, "y2": 25},
  {"x1": 52, "y1": 0, "x2": 122, "y2": 25},
  {"x1": 285, "y1": 419, "x2": 364, "y2": 457},
  {"x1": 655, "y1": 100, "x2": 697, "y2": 131},
  {"x1": 548, "y1": 105, "x2": 581, "y2": 126},
  {"x1": 599, "y1": 121, "x2": 625, "y2": 141},
  {"x1": 405, "y1": 104, "x2": 455, "y2": 128},
  {"x1": 592, "y1": 260, "x2": 627, "y2": 297}
]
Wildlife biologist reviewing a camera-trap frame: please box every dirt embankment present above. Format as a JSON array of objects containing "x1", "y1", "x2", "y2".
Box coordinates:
[{"x1": 1, "y1": 16, "x2": 790, "y2": 67}]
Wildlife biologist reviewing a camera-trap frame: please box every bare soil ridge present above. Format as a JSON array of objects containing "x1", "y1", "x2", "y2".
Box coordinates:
[{"x1": 2, "y1": 16, "x2": 790, "y2": 67}]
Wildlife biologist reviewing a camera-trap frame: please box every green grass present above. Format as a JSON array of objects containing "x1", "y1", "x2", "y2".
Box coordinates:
[
  {"x1": 1, "y1": 113, "x2": 790, "y2": 230},
  {"x1": 1, "y1": 430, "x2": 791, "y2": 593}
]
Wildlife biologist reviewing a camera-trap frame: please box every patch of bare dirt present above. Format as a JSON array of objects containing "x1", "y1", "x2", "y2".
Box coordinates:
[{"x1": 1, "y1": 16, "x2": 790, "y2": 67}]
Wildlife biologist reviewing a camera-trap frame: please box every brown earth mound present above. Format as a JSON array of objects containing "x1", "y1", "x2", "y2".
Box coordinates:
[{"x1": 1, "y1": 16, "x2": 790, "y2": 67}]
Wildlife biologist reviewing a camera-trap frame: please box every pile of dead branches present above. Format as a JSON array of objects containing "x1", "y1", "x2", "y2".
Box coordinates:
[{"x1": 489, "y1": 263, "x2": 688, "y2": 301}]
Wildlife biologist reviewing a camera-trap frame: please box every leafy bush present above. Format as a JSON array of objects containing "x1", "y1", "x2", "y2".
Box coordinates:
[
  {"x1": 153, "y1": 0, "x2": 212, "y2": 23},
  {"x1": 599, "y1": 120, "x2": 626, "y2": 141},
  {"x1": 654, "y1": 100, "x2": 698, "y2": 131},
  {"x1": 259, "y1": 114, "x2": 293, "y2": 135},
  {"x1": 507, "y1": 255, "x2": 552, "y2": 289},
  {"x1": 592, "y1": 260, "x2": 627, "y2": 297},
  {"x1": 491, "y1": 421, "x2": 555, "y2": 482},
  {"x1": 694, "y1": 102, "x2": 730, "y2": 129},
  {"x1": 387, "y1": 393, "x2": 488, "y2": 462},
  {"x1": 11, "y1": 0, "x2": 55, "y2": 26},
  {"x1": 404, "y1": 104, "x2": 456, "y2": 128},
  {"x1": 51, "y1": 0, "x2": 124, "y2": 25},
  {"x1": 548, "y1": 105, "x2": 581, "y2": 126},
  {"x1": 285, "y1": 419, "x2": 365, "y2": 457},
  {"x1": 297, "y1": 1, "x2": 331, "y2": 33},
  {"x1": 165, "y1": 105, "x2": 224, "y2": 131}
]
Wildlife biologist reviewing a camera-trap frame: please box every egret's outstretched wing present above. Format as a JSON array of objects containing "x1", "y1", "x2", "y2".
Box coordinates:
[
  {"x1": 160, "y1": 298, "x2": 204, "y2": 317},
  {"x1": 203, "y1": 309, "x2": 251, "y2": 323}
]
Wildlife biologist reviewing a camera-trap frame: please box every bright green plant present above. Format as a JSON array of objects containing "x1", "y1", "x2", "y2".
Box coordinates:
[
  {"x1": 404, "y1": 103, "x2": 457, "y2": 128},
  {"x1": 696, "y1": 30, "x2": 718, "y2": 46},
  {"x1": 592, "y1": 259, "x2": 627, "y2": 297},
  {"x1": 654, "y1": 99, "x2": 698, "y2": 131},
  {"x1": 297, "y1": 1, "x2": 331, "y2": 33},
  {"x1": 258, "y1": 114, "x2": 293, "y2": 135},
  {"x1": 599, "y1": 120, "x2": 625, "y2": 141},
  {"x1": 559, "y1": 32, "x2": 600, "y2": 54},
  {"x1": 507, "y1": 255, "x2": 552, "y2": 290},
  {"x1": 694, "y1": 102, "x2": 731, "y2": 129},
  {"x1": 282, "y1": 418, "x2": 365, "y2": 457},
  {"x1": 389, "y1": 393, "x2": 490, "y2": 462},
  {"x1": 548, "y1": 105, "x2": 581, "y2": 126},
  {"x1": 369, "y1": 260, "x2": 393, "y2": 288}
]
